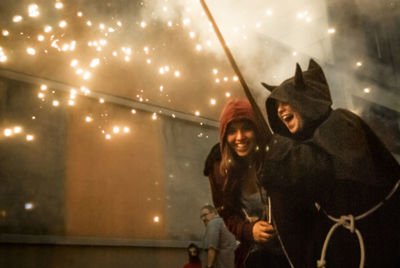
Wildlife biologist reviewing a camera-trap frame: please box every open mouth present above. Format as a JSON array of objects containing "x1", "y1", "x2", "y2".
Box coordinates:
[{"x1": 281, "y1": 113, "x2": 293, "y2": 123}]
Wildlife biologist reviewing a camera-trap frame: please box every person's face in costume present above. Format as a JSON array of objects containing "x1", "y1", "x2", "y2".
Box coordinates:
[
  {"x1": 277, "y1": 101, "x2": 304, "y2": 134},
  {"x1": 226, "y1": 119, "x2": 257, "y2": 158},
  {"x1": 188, "y1": 247, "x2": 198, "y2": 257}
]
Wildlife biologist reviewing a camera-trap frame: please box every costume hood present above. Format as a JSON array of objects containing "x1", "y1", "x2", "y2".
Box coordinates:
[
  {"x1": 262, "y1": 59, "x2": 332, "y2": 136},
  {"x1": 219, "y1": 99, "x2": 259, "y2": 148}
]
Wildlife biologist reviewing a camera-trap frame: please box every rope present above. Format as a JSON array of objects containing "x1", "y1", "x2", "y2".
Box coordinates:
[{"x1": 316, "y1": 179, "x2": 400, "y2": 268}]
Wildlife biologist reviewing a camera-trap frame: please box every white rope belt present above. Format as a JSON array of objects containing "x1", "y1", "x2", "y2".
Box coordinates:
[{"x1": 316, "y1": 179, "x2": 400, "y2": 268}]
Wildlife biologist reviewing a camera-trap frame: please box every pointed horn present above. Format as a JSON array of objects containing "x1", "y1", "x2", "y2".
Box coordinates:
[
  {"x1": 307, "y1": 59, "x2": 327, "y2": 84},
  {"x1": 261, "y1": 82, "x2": 277, "y2": 92},
  {"x1": 294, "y1": 63, "x2": 306, "y2": 90}
]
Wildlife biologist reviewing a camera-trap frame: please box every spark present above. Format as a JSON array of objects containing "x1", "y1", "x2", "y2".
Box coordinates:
[
  {"x1": 131, "y1": 109, "x2": 136, "y2": 114},
  {"x1": 356, "y1": 61, "x2": 363, "y2": 67},
  {"x1": 38, "y1": 92, "x2": 45, "y2": 98},
  {"x1": 87, "y1": 21, "x2": 92, "y2": 26},
  {"x1": 99, "y1": 98, "x2": 105, "y2": 103},
  {"x1": 55, "y1": 2, "x2": 64, "y2": 9},
  {"x1": 123, "y1": 127, "x2": 130, "y2": 133},
  {"x1": 27, "y1": 47, "x2": 36, "y2": 55},
  {"x1": 159, "y1": 85, "x2": 164, "y2": 92},
  {"x1": 215, "y1": 78, "x2": 220, "y2": 83},
  {"x1": 13, "y1": 126, "x2": 22, "y2": 133},
  {"x1": 233, "y1": 76, "x2": 238, "y2": 81},
  {"x1": 26, "y1": 135, "x2": 34, "y2": 141},
  {"x1": 59, "y1": 20, "x2": 67, "y2": 28},
  {"x1": 37, "y1": 35, "x2": 44, "y2": 41},
  {"x1": 167, "y1": 21, "x2": 172, "y2": 27},
  {"x1": 266, "y1": 9, "x2": 273, "y2": 16},
  {"x1": 183, "y1": 18, "x2": 191, "y2": 25},
  {"x1": 44, "y1": 25, "x2": 52, "y2": 32},
  {"x1": 28, "y1": 4, "x2": 40, "y2": 17},
  {"x1": 196, "y1": 44, "x2": 202, "y2": 51},
  {"x1": 105, "y1": 134, "x2": 111, "y2": 140},
  {"x1": 70, "y1": 59, "x2": 78, "y2": 67},
  {"x1": 2, "y1": 30, "x2": 9, "y2": 36},
  {"x1": 146, "y1": 59, "x2": 151, "y2": 64},
  {"x1": 213, "y1": 69, "x2": 218, "y2": 75},
  {"x1": 24, "y1": 202, "x2": 34, "y2": 210},
  {"x1": 85, "y1": 116, "x2": 93, "y2": 122},
  {"x1": 90, "y1": 58, "x2": 100, "y2": 68},
  {"x1": 363, "y1": 88, "x2": 370, "y2": 93},
  {"x1": 4, "y1": 128, "x2": 12, "y2": 136},
  {"x1": 113, "y1": 126, "x2": 120, "y2": 133},
  {"x1": 328, "y1": 28, "x2": 336, "y2": 34},
  {"x1": 174, "y1": 71, "x2": 180, "y2": 77},
  {"x1": 195, "y1": 111, "x2": 200, "y2": 116},
  {"x1": 52, "y1": 100, "x2": 59, "y2": 106},
  {"x1": 13, "y1": 15, "x2": 23, "y2": 23},
  {"x1": 292, "y1": 51, "x2": 297, "y2": 56},
  {"x1": 210, "y1": 99, "x2": 216, "y2": 105},
  {"x1": 223, "y1": 77, "x2": 228, "y2": 82},
  {"x1": 140, "y1": 21, "x2": 147, "y2": 28},
  {"x1": 152, "y1": 113, "x2": 157, "y2": 120},
  {"x1": 225, "y1": 92, "x2": 231, "y2": 97},
  {"x1": 153, "y1": 216, "x2": 160, "y2": 223},
  {"x1": 77, "y1": 11, "x2": 83, "y2": 17},
  {"x1": 99, "y1": 23, "x2": 105, "y2": 30},
  {"x1": 189, "y1": 32, "x2": 195, "y2": 38},
  {"x1": 68, "y1": 99, "x2": 75, "y2": 106}
]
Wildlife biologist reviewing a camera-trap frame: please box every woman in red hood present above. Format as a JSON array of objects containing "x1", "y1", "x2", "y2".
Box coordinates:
[{"x1": 204, "y1": 99, "x2": 290, "y2": 268}]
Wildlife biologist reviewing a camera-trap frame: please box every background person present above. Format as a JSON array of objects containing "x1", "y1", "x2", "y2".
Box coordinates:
[
  {"x1": 200, "y1": 205, "x2": 236, "y2": 268},
  {"x1": 183, "y1": 243, "x2": 202, "y2": 268}
]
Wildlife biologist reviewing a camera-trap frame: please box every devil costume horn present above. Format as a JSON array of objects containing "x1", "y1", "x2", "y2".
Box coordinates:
[{"x1": 261, "y1": 82, "x2": 277, "y2": 92}]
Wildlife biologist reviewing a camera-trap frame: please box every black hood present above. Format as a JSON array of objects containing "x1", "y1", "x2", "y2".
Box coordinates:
[{"x1": 262, "y1": 59, "x2": 332, "y2": 137}]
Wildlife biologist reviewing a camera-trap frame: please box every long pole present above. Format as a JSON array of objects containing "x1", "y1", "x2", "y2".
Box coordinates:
[{"x1": 199, "y1": 0, "x2": 272, "y2": 139}]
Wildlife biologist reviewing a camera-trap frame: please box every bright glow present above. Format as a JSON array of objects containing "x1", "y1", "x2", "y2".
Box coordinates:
[
  {"x1": 13, "y1": 15, "x2": 23, "y2": 23},
  {"x1": 292, "y1": 51, "x2": 297, "y2": 56},
  {"x1": 328, "y1": 28, "x2": 336, "y2": 34},
  {"x1": 77, "y1": 11, "x2": 83, "y2": 17},
  {"x1": 87, "y1": 21, "x2": 92, "y2": 26},
  {"x1": 131, "y1": 109, "x2": 137, "y2": 114},
  {"x1": 85, "y1": 116, "x2": 93, "y2": 122},
  {"x1": 44, "y1": 25, "x2": 52, "y2": 32},
  {"x1": 68, "y1": 99, "x2": 75, "y2": 106},
  {"x1": 363, "y1": 88, "x2": 370, "y2": 93},
  {"x1": 26, "y1": 135, "x2": 34, "y2": 141},
  {"x1": 24, "y1": 202, "x2": 34, "y2": 210},
  {"x1": 13, "y1": 126, "x2": 22, "y2": 133},
  {"x1": 99, "y1": 23, "x2": 105, "y2": 30},
  {"x1": 183, "y1": 18, "x2": 191, "y2": 25},
  {"x1": 159, "y1": 85, "x2": 164, "y2": 92},
  {"x1": 70, "y1": 59, "x2": 78, "y2": 67},
  {"x1": 223, "y1": 77, "x2": 228, "y2": 82},
  {"x1": 266, "y1": 9, "x2": 273, "y2": 15},
  {"x1": 123, "y1": 127, "x2": 130, "y2": 133},
  {"x1": 4, "y1": 128, "x2": 12, "y2": 136},
  {"x1": 210, "y1": 99, "x2": 216, "y2": 105},
  {"x1": 52, "y1": 100, "x2": 59, "y2": 106},
  {"x1": 225, "y1": 92, "x2": 231, "y2": 97},
  {"x1": 40, "y1": 84, "x2": 47, "y2": 91},
  {"x1": 28, "y1": 4, "x2": 40, "y2": 17},
  {"x1": 195, "y1": 111, "x2": 200, "y2": 116},
  {"x1": 153, "y1": 216, "x2": 160, "y2": 223},
  {"x1": 55, "y1": 2, "x2": 64, "y2": 9},
  {"x1": 167, "y1": 21, "x2": 172, "y2": 27},
  {"x1": 140, "y1": 21, "x2": 147, "y2": 28},
  {"x1": 38, "y1": 92, "x2": 45, "y2": 98},
  {"x1": 59, "y1": 20, "x2": 67, "y2": 28},
  {"x1": 2, "y1": 30, "x2": 9, "y2": 36},
  {"x1": 99, "y1": 98, "x2": 105, "y2": 103},
  {"x1": 189, "y1": 32, "x2": 195, "y2": 38},
  {"x1": 105, "y1": 134, "x2": 111, "y2": 140},
  {"x1": 174, "y1": 71, "x2": 180, "y2": 77},
  {"x1": 37, "y1": 35, "x2": 44, "y2": 41},
  {"x1": 152, "y1": 113, "x2": 157, "y2": 120},
  {"x1": 233, "y1": 76, "x2": 238, "y2": 81},
  {"x1": 146, "y1": 59, "x2": 151, "y2": 64},
  {"x1": 83, "y1": 71, "x2": 91, "y2": 80},
  {"x1": 356, "y1": 61, "x2": 363, "y2": 67},
  {"x1": 27, "y1": 47, "x2": 36, "y2": 55},
  {"x1": 213, "y1": 69, "x2": 218, "y2": 75},
  {"x1": 216, "y1": 78, "x2": 220, "y2": 83},
  {"x1": 113, "y1": 126, "x2": 120, "y2": 134},
  {"x1": 124, "y1": 56, "x2": 130, "y2": 62}
]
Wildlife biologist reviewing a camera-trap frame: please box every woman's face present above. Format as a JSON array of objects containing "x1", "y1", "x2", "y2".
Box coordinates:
[
  {"x1": 277, "y1": 101, "x2": 304, "y2": 134},
  {"x1": 226, "y1": 119, "x2": 257, "y2": 157}
]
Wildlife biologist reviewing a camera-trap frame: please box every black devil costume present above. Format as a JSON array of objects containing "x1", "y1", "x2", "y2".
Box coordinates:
[{"x1": 260, "y1": 59, "x2": 400, "y2": 268}]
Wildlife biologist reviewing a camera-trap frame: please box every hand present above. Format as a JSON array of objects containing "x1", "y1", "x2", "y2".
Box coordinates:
[{"x1": 252, "y1": 220, "x2": 275, "y2": 243}]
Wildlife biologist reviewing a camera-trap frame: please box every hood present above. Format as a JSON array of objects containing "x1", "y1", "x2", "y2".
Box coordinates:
[
  {"x1": 219, "y1": 99, "x2": 259, "y2": 148},
  {"x1": 262, "y1": 59, "x2": 332, "y2": 137}
]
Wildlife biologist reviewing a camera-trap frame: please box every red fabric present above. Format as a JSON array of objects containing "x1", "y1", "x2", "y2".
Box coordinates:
[
  {"x1": 183, "y1": 262, "x2": 201, "y2": 268},
  {"x1": 219, "y1": 99, "x2": 258, "y2": 146}
]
